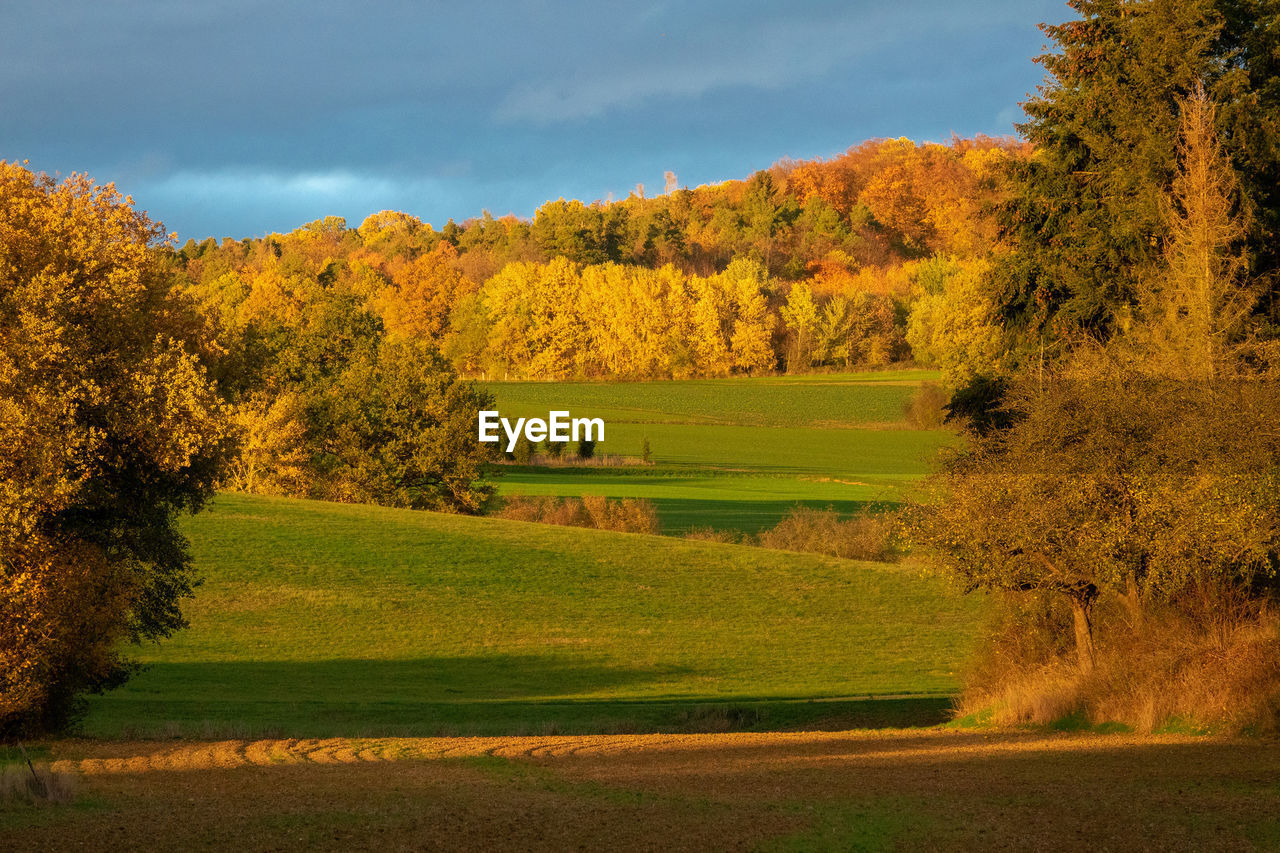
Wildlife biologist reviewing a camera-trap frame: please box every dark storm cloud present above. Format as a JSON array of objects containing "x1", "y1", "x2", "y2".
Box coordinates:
[{"x1": 1, "y1": 0, "x2": 1069, "y2": 239}]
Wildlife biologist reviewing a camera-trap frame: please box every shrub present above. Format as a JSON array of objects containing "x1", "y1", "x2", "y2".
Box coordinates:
[
  {"x1": 614, "y1": 498, "x2": 661, "y2": 535},
  {"x1": 903, "y1": 381, "x2": 949, "y2": 429},
  {"x1": 641, "y1": 437, "x2": 652, "y2": 463},
  {"x1": 757, "y1": 507, "x2": 900, "y2": 562},
  {"x1": 305, "y1": 339, "x2": 497, "y2": 512},
  {"x1": 496, "y1": 494, "x2": 658, "y2": 535},
  {"x1": 576, "y1": 438, "x2": 597, "y2": 459}
]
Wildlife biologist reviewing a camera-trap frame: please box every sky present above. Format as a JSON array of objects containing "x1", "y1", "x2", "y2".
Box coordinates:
[{"x1": 2, "y1": 1, "x2": 1069, "y2": 241}]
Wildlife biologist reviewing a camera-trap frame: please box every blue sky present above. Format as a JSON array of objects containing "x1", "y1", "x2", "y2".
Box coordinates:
[{"x1": 2, "y1": 1, "x2": 1069, "y2": 240}]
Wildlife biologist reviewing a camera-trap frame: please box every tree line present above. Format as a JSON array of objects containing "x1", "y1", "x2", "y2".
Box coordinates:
[{"x1": 172, "y1": 136, "x2": 1025, "y2": 384}]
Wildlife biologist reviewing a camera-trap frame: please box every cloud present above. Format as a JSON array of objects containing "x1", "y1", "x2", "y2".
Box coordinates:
[
  {"x1": 491, "y1": 1, "x2": 1043, "y2": 124},
  {"x1": 143, "y1": 168, "x2": 399, "y2": 207},
  {"x1": 4, "y1": 1, "x2": 1064, "y2": 237},
  {"x1": 494, "y1": 16, "x2": 866, "y2": 123}
]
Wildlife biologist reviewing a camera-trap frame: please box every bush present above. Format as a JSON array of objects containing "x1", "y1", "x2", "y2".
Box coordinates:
[
  {"x1": 903, "y1": 381, "x2": 949, "y2": 429},
  {"x1": 756, "y1": 507, "x2": 900, "y2": 562},
  {"x1": 496, "y1": 494, "x2": 659, "y2": 534},
  {"x1": 305, "y1": 339, "x2": 496, "y2": 512},
  {"x1": 576, "y1": 438, "x2": 597, "y2": 459}
]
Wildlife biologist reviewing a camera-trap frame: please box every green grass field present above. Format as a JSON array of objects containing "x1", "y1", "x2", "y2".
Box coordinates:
[
  {"x1": 485, "y1": 370, "x2": 953, "y2": 533},
  {"x1": 484, "y1": 369, "x2": 939, "y2": 429},
  {"x1": 79, "y1": 492, "x2": 986, "y2": 738}
]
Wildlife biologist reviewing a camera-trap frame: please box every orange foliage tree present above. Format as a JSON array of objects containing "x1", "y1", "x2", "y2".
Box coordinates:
[{"x1": 0, "y1": 163, "x2": 234, "y2": 733}]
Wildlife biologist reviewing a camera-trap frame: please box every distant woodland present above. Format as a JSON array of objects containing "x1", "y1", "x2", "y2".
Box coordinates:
[{"x1": 171, "y1": 136, "x2": 1029, "y2": 385}]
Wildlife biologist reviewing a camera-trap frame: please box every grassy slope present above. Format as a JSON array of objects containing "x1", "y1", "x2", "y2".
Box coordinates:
[{"x1": 80, "y1": 493, "x2": 986, "y2": 738}]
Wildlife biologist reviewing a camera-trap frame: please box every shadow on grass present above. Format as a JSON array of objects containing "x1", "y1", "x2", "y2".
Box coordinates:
[
  {"x1": 78, "y1": 657, "x2": 953, "y2": 739},
  {"x1": 649, "y1": 497, "x2": 893, "y2": 534}
]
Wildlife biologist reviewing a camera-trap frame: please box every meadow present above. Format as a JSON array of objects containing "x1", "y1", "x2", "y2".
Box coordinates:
[
  {"x1": 484, "y1": 369, "x2": 940, "y2": 429},
  {"x1": 77, "y1": 492, "x2": 984, "y2": 739},
  {"x1": 485, "y1": 370, "x2": 953, "y2": 533}
]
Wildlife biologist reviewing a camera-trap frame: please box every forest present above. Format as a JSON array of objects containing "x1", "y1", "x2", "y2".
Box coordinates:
[{"x1": 172, "y1": 135, "x2": 1024, "y2": 382}]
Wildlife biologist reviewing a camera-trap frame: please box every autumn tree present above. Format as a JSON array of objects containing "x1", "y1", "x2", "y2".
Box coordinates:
[
  {"x1": 304, "y1": 339, "x2": 496, "y2": 512},
  {"x1": 689, "y1": 258, "x2": 775, "y2": 375},
  {"x1": 167, "y1": 135, "x2": 1025, "y2": 384},
  {"x1": 780, "y1": 282, "x2": 820, "y2": 370},
  {"x1": 371, "y1": 242, "x2": 477, "y2": 341},
  {"x1": 842, "y1": 291, "x2": 906, "y2": 367},
  {"x1": 906, "y1": 257, "x2": 1005, "y2": 386},
  {"x1": 1121, "y1": 84, "x2": 1258, "y2": 378},
  {"x1": 0, "y1": 163, "x2": 234, "y2": 733},
  {"x1": 913, "y1": 376, "x2": 1280, "y2": 674},
  {"x1": 224, "y1": 392, "x2": 310, "y2": 495}
]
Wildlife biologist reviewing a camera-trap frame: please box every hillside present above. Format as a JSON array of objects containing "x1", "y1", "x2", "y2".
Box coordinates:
[{"x1": 80, "y1": 493, "x2": 987, "y2": 738}]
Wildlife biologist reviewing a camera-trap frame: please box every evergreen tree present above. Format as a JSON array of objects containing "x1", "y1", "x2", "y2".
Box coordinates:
[{"x1": 994, "y1": 0, "x2": 1280, "y2": 360}]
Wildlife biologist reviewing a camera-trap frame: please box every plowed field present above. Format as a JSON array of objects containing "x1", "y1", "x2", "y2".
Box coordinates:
[{"x1": 7, "y1": 730, "x2": 1280, "y2": 851}]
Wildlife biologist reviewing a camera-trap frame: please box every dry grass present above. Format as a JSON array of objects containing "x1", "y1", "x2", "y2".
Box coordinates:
[
  {"x1": 681, "y1": 527, "x2": 742, "y2": 544},
  {"x1": 756, "y1": 507, "x2": 900, "y2": 562},
  {"x1": 496, "y1": 494, "x2": 660, "y2": 535},
  {"x1": 0, "y1": 762, "x2": 75, "y2": 806},
  {"x1": 958, "y1": 595, "x2": 1280, "y2": 733}
]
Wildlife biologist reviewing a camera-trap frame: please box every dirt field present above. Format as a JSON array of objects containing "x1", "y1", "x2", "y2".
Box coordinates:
[{"x1": 5, "y1": 730, "x2": 1280, "y2": 851}]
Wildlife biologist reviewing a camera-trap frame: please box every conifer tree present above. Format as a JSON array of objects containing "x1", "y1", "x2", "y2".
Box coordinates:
[{"x1": 994, "y1": 0, "x2": 1280, "y2": 360}]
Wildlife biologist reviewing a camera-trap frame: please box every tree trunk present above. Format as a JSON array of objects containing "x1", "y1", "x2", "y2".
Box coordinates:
[
  {"x1": 1070, "y1": 588, "x2": 1098, "y2": 675},
  {"x1": 1119, "y1": 574, "x2": 1143, "y2": 635}
]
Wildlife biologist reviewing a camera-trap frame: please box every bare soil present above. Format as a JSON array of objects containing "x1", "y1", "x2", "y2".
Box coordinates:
[{"x1": 5, "y1": 729, "x2": 1280, "y2": 851}]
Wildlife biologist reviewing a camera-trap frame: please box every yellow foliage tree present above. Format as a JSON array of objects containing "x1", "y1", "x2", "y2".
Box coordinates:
[
  {"x1": 906, "y1": 257, "x2": 1005, "y2": 386},
  {"x1": 0, "y1": 162, "x2": 233, "y2": 733},
  {"x1": 225, "y1": 392, "x2": 311, "y2": 496},
  {"x1": 1124, "y1": 85, "x2": 1257, "y2": 379},
  {"x1": 372, "y1": 243, "x2": 477, "y2": 341}
]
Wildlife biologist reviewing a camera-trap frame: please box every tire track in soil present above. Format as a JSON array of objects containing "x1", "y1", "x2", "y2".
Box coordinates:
[{"x1": 53, "y1": 730, "x2": 1177, "y2": 777}]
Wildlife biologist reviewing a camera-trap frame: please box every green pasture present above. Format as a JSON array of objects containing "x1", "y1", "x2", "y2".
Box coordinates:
[
  {"x1": 484, "y1": 369, "x2": 954, "y2": 533},
  {"x1": 493, "y1": 468, "x2": 897, "y2": 532},
  {"x1": 484, "y1": 369, "x2": 940, "y2": 429},
  {"x1": 79, "y1": 493, "x2": 986, "y2": 738}
]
